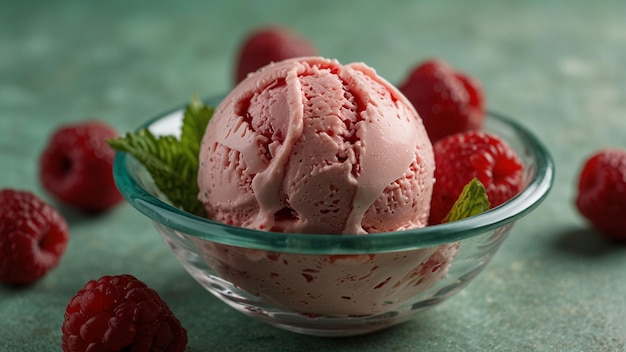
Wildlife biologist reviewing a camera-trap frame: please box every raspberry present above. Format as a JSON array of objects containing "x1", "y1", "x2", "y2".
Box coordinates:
[
  {"x1": 61, "y1": 274, "x2": 188, "y2": 352},
  {"x1": 0, "y1": 189, "x2": 69, "y2": 284},
  {"x1": 576, "y1": 149, "x2": 626, "y2": 241},
  {"x1": 39, "y1": 120, "x2": 123, "y2": 212},
  {"x1": 398, "y1": 58, "x2": 485, "y2": 142},
  {"x1": 234, "y1": 25, "x2": 317, "y2": 84},
  {"x1": 430, "y1": 131, "x2": 524, "y2": 225}
]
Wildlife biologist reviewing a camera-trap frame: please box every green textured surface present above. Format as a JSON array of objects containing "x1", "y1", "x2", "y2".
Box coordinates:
[{"x1": 1, "y1": 1, "x2": 626, "y2": 351}]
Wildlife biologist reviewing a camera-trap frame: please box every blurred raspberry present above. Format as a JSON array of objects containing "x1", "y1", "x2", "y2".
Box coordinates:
[
  {"x1": 235, "y1": 25, "x2": 317, "y2": 84},
  {"x1": 0, "y1": 189, "x2": 69, "y2": 284},
  {"x1": 39, "y1": 120, "x2": 123, "y2": 212},
  {"x1": 398, "y1": 58, "x2": 485, "y2": 142},
  {"x1": 62, "y1": 274, "x2": 187, "y2": 352},
  {"x1": 576, "y1": 148, "x2": 626, "y2": 241}
]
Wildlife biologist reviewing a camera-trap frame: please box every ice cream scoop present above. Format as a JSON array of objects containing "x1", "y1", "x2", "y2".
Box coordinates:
[{"x1": 198, "y1": 57, "x2": 435, "y2": 234}]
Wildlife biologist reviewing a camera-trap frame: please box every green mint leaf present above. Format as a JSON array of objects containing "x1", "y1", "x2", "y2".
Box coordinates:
[
  {"x1": 182, "y1": 95, "x2": 214, "y2": 160},
  {"x1": 443, "y1": 177, "x2": 491, "y2": 223},
  {"x1": 108, "y1": 97, "x2": 214, "y2": 217}
]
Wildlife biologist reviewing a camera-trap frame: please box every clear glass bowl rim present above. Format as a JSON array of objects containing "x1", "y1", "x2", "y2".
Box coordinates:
[{"x1": 113, "y1": 96, "x2": 555, "y2": 254}]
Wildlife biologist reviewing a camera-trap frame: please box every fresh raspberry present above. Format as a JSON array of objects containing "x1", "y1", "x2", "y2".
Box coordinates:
[
  {"x1": 429, "y1": 131, "x2": 524, "y2": 225},
  {"x1": 398, "y1": 58, "x2": 485, "y2": 142},
  {"x1": 61, "y1": 274, "x2": 188, "y2": 352},
  {"x1": 234, "y1": 25, "x2": 317, "y2": 84},
  {"x1": 0, "y1": 189, "x2": 69, "y2": 284},
  {"x1": 576, "y1": 148, "x2": 626, "y2": 241},
  {"x1": 39, "y1": 120, "x2": 123, "y2": 212}
]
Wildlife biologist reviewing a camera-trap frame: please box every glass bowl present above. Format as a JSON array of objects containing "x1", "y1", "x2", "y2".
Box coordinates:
[{"x1": 113, "y1": 96, "x2": 554, "y2": 337}]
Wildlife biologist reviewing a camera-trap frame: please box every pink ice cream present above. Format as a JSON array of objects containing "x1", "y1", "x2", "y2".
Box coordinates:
[
  {"x1": 194, "y1": 240, "x2": 460, "y2": 316},
  {"x1": 194, "y1": 57, "x2": 456, "y2": 317},
  {"x1": 198, "y1": 57, "x2": 434, "y2": 233}
]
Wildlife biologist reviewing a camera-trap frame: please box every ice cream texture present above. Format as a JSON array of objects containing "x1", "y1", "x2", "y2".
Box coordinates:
[
  {"x1": 194, "y1": 240, "x2": 460, "y2": 316},
  {"x1": 198, "y1": 57, "x2": 435, "y2": 234}
]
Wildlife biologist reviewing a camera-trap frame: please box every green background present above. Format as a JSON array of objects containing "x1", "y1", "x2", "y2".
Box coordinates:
[{"x1": 1, "y1": 1, "x2": 625, "y2": 351}]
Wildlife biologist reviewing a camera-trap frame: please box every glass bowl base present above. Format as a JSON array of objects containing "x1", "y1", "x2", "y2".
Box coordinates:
[{"x1": 186, "y1": 264, "x2": 478, "y2": 337}]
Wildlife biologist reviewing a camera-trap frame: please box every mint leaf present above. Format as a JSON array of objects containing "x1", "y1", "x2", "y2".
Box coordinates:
[
  {"x1": 108, "y1": 97, "x2": 214, "y2": 217},
  {"x1": 182, "y1": 95, "x2": 214, "y2": 160},
  {"x1": 443, "y1": 177, "x2": 491, "y2": 223}
]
